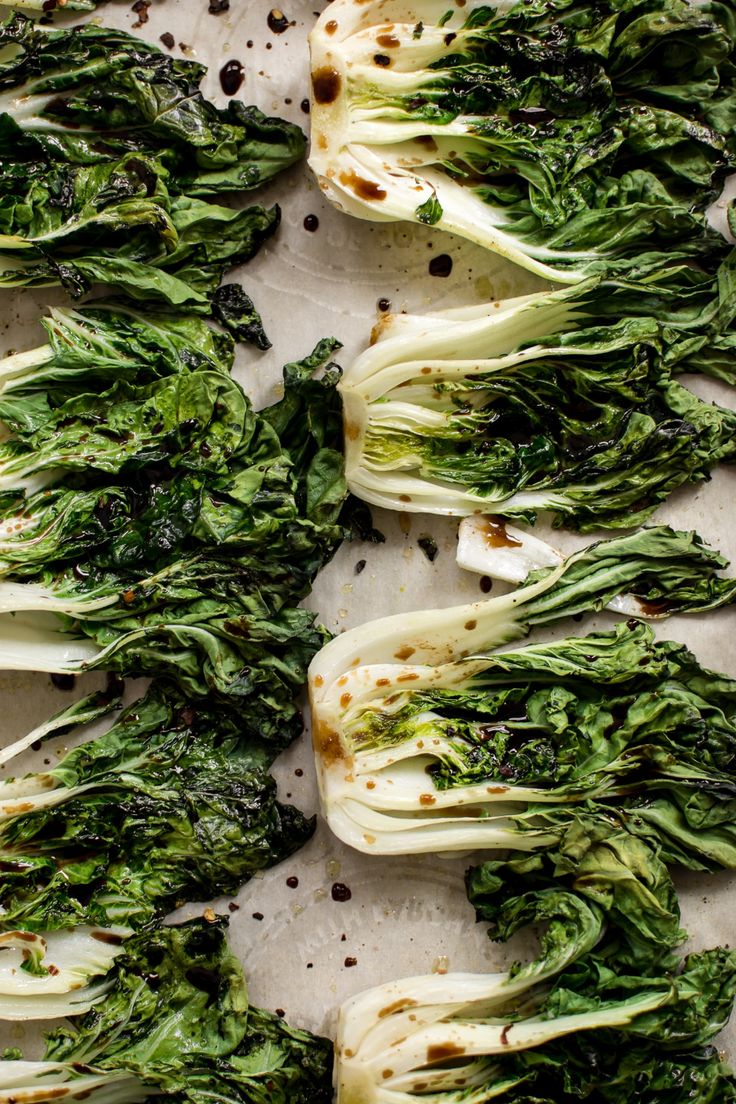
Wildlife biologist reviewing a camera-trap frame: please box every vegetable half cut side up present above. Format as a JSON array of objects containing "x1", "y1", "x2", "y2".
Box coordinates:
[
  {"x1": 309, "y1": 526, "x2": 736, "y2": 855},
  {"x1": 339, "y1": 255, "x2": 736, "y2": 531},
  {"x1": 308, "y1": 0, "x2": 736, "y2": 283},
  {"x1": 335, "y1": 844, "x2": 736, "y2": 1102}
]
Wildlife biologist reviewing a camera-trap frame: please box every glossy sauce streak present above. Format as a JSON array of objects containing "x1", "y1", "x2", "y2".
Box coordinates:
[
  {"x1": 636, "y1": 597, "x2": 673, "y2": 616},
  {"x1": 91, "y1": 930, "x2": 125, "y2": 945},
  {"x1": 483, "y1": 517, "x2": 522, "y2": 548},
  {"x1": 376, "y1": 33, "x2": 400, "y2": 47},
  {"x1": 339, "y1": 168, "x2": 387, "y2": 201}
]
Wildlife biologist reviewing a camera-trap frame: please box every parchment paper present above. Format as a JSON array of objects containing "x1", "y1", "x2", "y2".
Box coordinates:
[{"x1": 0, "y1": 0, "x2": 733, "y2": 1066}]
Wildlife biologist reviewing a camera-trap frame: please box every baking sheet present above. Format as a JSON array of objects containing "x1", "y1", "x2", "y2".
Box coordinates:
[{"x1": 0, "y1": 0, "x2": 734, "y2": 1064}]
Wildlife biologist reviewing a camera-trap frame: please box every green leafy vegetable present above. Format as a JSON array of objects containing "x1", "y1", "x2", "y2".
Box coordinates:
[
  {"x1": 0, "y1": 681, "x2": 314, "y2": 940},
  {"x1": 310, "y1": 527, "x2": 736, "y2": 854},
  {"x1": 335, "y1": 857, "x2": 736, "y2": 1102},
  {"x1": 309, "y1": 0, "x2": 735, "y2": 281},
  {"x1": 0, "y1": 304, "x2": 235, "y2": 399},
  {"x1": 0, "y1": 13, "x2": 305, "y2": 320},
  {"x1": 28, "y1": 917, "x2": 334, "y2": 1102},
  {"x1": 341, "y1": 254, "x2": 736, "y2": 529},
  {"x1": 0, "y1": 316, "x2": 349, "y2": 728}
]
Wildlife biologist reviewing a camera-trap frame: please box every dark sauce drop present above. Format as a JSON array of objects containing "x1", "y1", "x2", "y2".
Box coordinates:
[
  {"x1": 377, "y1": 297, "x2": 391, "y2": 311},
  {"x1": 344, "y1": 956, "x2": 358, "y2": 967},
  {"x1": 105, "y1": 673, "x2": 125, "y2": 701},
  {"x1": 429, "y1": 253, "x2": 453, "y2": 277},
  {"x1": 267, "y1": 8, "x2": 291, "y2": 33},
  {"x1": 479, "y1": 575, "x2": 493, "y2": 593},
  {"x1": 301, "y1": 98, "x2": 311, "y2": 114},
  {"x1": 312, "y1": 66, "x2": 341, "y2": 105},
  {"x1": 331, "y1": 882, "x2": 352, "y2": 902},
  {"x1": 185, "y1": 966, "x2": 221, "y2": 1002},
  {"x1": 303, "y1": 214, "x2": 319, "y2": 232},
  {"x1": 51, "y1": 674, "x2": 75, "y2": 691},
  {"x1": 220, "y1": 59, "x2": 244, "y2": 96},
  {"x1": 286, "y1": 875, "x2": 299, "y2": 888}
]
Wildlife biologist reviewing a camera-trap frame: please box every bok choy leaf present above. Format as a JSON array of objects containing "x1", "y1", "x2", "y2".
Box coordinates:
[{"x1": 310, "y1": 526, "x2": 736, "y2": 855}]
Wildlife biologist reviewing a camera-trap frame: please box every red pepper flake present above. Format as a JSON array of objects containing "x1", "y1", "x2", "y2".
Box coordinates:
[
  {"x1": 252, "y1": 911, "x2": 264, "y2": 921},
  {"x1": 122, "y1": 589, "x2": 136, "y2": 604},
  {"x1": 160, "y1": 32, "x2": 175, "y2": 49}
]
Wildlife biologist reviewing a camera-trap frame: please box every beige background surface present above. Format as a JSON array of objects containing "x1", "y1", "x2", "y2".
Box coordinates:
[{"x1": 0, "y1": 0, "x2": 733, "y2": 1067}]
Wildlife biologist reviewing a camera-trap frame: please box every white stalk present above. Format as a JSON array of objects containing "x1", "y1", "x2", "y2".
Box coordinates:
[
  {"x1": 457, "y1": 516, "x2": 667, "y2": 618},
  {"x1": 336, "y1": 974, "x2": 669, "y2": 1103},
  {"x1": 0, "y1": 1063, "x2": 146, "y2": 1104},
  {"x1": 0, "y1": 345, "x2": 52, "y2": 390},
  {"x1": 0, "y1": 925, "x2": 131, "y2": 1020},
  {"x1": 0, "y1": 582, "x2": 119, "y2": 616}
]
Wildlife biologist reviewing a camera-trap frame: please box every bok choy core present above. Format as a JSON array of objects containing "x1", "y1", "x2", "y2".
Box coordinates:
[
  {"x1": 0, "y1": 13, "x2": 305, "y2": 322},
  {"x1": 309, "y1": 0, "x2": 735, "y2": 281},
  {"x1": 341, "y1": 256, "x2": 736, "y2": 529},
  {"x1": 309, "y1": 526, "x2": 736, "y2": 855}
]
